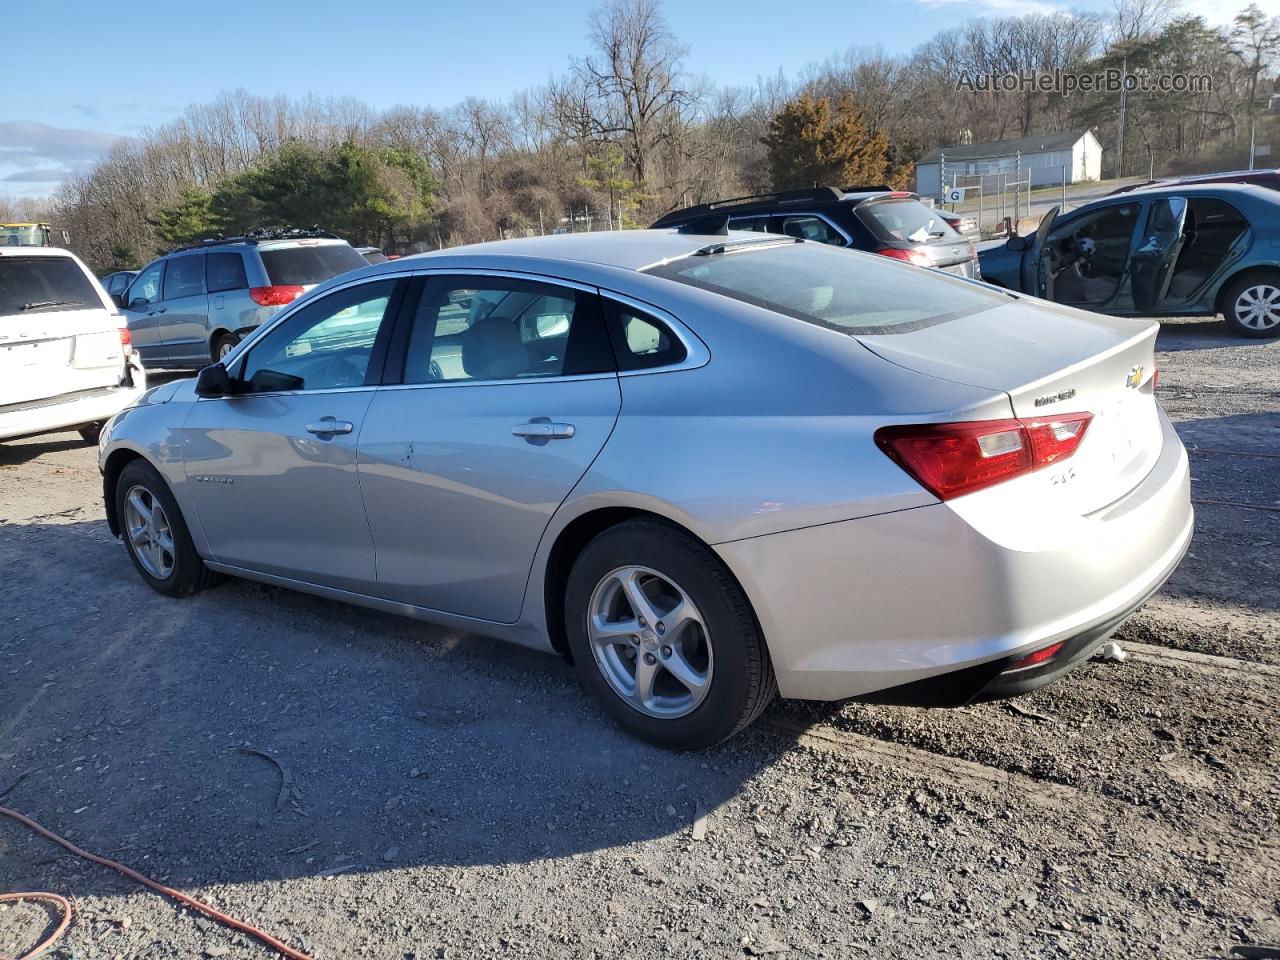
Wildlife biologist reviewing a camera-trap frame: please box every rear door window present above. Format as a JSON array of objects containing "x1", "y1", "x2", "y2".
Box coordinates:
[
  {"x1": 0, "y1": 256, "x2": 100, "y2": 319},
  {"x1": 162, "y1": 255, "x2": 206, "y2": 299},
  {"x1": 207, "y1": 252, "x2": 248, "y2": 292},
  {"x1": 858, "y1": 199, "x2": 961, "y2": 244},
  {"x1": 260, "y1": 244, "x2": 367, "y2": 285}
]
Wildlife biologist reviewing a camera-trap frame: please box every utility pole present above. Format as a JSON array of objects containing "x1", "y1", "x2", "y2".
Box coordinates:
[{"x1": 1116, "y1": 55, "x2": 1128, "y2": 179}]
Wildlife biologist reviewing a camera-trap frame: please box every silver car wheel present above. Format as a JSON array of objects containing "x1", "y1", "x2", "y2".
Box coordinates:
[
  {"x1": 124, "y1": 484, "x2": 176, "y2": 580},
  {"x1": 218, "y1": 338, "x2": 237, "y2": 359},
  {"x1": 587, "y1": 565, "x2": 714, "y2": 719},
  {"x1": 1234, "y1": 284, "x2": 1280, "y2": 331}
]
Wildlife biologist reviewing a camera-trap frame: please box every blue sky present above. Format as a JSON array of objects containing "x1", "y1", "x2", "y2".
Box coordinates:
[{"x1": 1, "y1": 0, "x2": 1268, "y2": 198}]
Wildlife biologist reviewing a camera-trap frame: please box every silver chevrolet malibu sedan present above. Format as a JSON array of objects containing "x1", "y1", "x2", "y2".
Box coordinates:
[{"x1": 99, "y1": 229, "x2": 1193, "y2": 748}]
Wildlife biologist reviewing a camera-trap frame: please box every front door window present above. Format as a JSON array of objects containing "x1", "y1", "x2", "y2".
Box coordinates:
[{"x1": 1042, "y1": 203, "x2": 1138, "y2": 306}]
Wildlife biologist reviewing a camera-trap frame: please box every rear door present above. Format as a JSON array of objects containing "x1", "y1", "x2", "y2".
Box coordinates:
[
  {"x1": 1132, "y1": 197, "x2": 1189, "y2": 311},
  {"x1": 0, "y1": 254, "x2": 124, "y2": 406},
  {"x1": 357, "y1": 272, "x2": 621, "y2": 622},
  {"x1": 155, "y1": 253, "x2": 210, "y2": 364}
]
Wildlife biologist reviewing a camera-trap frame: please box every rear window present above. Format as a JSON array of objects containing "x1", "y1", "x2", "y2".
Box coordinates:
[
  {"x1": 260, "y1": 243, "x2": 367, "y2": 285},
  {"x1": 644, "y1": 241, "x2": 1005, "y2": 335},
  {"x1": 857, "y1": 199, "x2": 961, "y2": 244},
  {"x1": 0, "y1": 256, "x2": 100, "y2": 319}
]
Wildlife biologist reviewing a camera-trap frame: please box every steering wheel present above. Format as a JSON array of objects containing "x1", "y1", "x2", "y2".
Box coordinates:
[{"x1": 317, "y1": 352, "x2": 367, "y2": 388}]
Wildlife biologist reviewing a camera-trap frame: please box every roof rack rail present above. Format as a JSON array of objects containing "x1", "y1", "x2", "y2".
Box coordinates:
[
  {"x1": 840, "y1": 184, "x2": 894, "y2": 193},
  {"x1": 170, "y1": 226, "x2": 339, "y2": 255},
  {"x1": 651, "y1": 187, "x2": 843, "y2": 227}
]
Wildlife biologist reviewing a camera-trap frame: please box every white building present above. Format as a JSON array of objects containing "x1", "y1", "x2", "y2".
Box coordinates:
[{"x1": 915, "y1": 130, "x2": 1103, "y2": 197}]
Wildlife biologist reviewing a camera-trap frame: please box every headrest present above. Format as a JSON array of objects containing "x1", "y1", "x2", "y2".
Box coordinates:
[{"x1": 461, "y1": 315, "x2": 527, "y2": 380}]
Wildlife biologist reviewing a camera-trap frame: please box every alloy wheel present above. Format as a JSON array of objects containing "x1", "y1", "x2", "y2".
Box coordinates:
[
  {"x1": 587, "y1": 565, "x2": 714, "y2": 719},
  {"x1": 124, "y1": 484, "x2": 176, "y2": 579},
  {"x1": 218, "y1": 339, "x2": 237, "y2": 359},
  {"x1": 1234, "y1": 284, "x2": 1280, "y2": 331}
]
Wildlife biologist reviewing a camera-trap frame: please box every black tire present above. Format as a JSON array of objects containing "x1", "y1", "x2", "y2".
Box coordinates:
[
  {"x1": 564, "y1": 519, "x2": 776, "y2": 749},
  {"x1": 1221, "y1": 273, "x2": 1280, "y2": 338},
  {"x1": 213, "y1": 332, "x2": 240, "y2": 361},
  {"x1": 77, "y1": 421, "x2": 104, "y2": 445},
  {"x1": 115, "y1": 459, "x2": 220, "y2": 597}
]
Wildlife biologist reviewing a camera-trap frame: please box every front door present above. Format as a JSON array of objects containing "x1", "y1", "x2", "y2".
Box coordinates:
[
  {"x1": 1033, "y1": 202, "x2": 1142, "y2": 310},
  {"x1": 155, "y1": 253, "x2": 210, "y2": 365},
  {"x1": 182, "y1": 277, "x2": 403, "y2": 593},
  {"x1": 121, "y1": 260, "x2": 167, "y2": 365},
  {"x1": 357, "y1": 273, "x2": 621, "y2": 622}
]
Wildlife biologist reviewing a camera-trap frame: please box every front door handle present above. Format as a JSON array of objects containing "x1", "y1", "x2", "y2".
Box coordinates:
[
  {"x1": 512, "y1": 420, "x2": 575, "y2": 440},
  {"x1": 306, "y1": 418, "x2": 354, "y2": 436}
]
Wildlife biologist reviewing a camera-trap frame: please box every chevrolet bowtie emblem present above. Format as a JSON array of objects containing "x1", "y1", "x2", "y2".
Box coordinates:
[{"x1": 1125, "y1": 365, "x2": 1144, "y2": 389}]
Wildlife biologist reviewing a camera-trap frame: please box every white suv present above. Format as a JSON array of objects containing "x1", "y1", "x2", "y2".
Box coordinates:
[{"x1": 1, "y1": 247, "x2": 147, "y2": 444}]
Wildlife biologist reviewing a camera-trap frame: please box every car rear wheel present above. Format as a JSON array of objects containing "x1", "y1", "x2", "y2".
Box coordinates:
[
  {"x1": 116, "y1": 459, "x2": 220, "y2": 597},
  {"x1": 564, "y1": 519, "x2": 776, "y2": 749},
  {"x1": 1222, "y1": 275, "x2": 1280, "y2": 338},
  {"x1": 213, "y1": 332, "x2": 240, "y2": 360}
]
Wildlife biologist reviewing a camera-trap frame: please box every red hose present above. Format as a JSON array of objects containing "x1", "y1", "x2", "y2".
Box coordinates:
[
  {"x1": 0, "y1": 806, "x2": 314, "y2": 960},
  {"x1": 0, "y1": 892, "x2": 70, "y2": 960}
]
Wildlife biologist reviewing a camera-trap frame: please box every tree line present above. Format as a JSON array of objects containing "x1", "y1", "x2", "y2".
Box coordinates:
[{"x1": 12, "y1": 0, "x2": 1277, "y2": 272}]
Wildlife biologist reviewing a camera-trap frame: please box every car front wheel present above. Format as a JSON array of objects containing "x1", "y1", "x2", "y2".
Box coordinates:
[
  {"x1": 214, "y1": 332, "x2": 240, "y2": 360},
  {"x1": 564, "y1": 519, "x2": 776, "y2": 749},
  {"x1": 115, "y1": 459, "x2": 220, "y2": 597},
  {"x1": 1222, "y1": 274, "x2": 1280, "y2": 338}
]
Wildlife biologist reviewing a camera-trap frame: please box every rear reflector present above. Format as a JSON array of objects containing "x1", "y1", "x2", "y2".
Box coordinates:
[
  {"x1": 1003, "y1": 641, "x2": 1065, "y2": 673},
  {"x1": 249, "y1": 285, "x2": 303, "y2": 307},
  {"x1": 877, "y1": 248, "x2": 932, "y2": 267},
  {"x1": 875, "y1": 412, "x2": 1092, "y2": 500}
]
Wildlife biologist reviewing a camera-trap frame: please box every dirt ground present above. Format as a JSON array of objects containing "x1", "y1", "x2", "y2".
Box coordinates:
[{"x1": 1, "y1": 316, "x2": 1277, "y2": 960}]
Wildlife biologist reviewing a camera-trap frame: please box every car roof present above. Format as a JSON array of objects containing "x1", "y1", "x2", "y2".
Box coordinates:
[
  {"x1": 0, "y1": 245, "x2": 82, "y2": 258},
  {"x1": 396, "y1": 229, "x2": 767, "y2": 273}
]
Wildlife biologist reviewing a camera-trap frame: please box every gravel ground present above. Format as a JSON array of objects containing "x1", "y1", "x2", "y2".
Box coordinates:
[{"x1": 1, "y1": 316, "x2": 1277, "y2": 960}]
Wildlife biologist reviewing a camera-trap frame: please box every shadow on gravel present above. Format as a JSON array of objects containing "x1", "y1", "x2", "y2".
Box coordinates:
[
  {"x1": 0, "y1": 520, "x2": 806, "y2": 893},
  {"x1": 0, "y1": 437, "x2": 88, "y2": 467},
  {"x1": 1155, "y1": 316, "x2": 1279, "y2": 351}
]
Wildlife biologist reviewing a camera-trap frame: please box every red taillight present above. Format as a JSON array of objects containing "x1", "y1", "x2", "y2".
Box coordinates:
[
  {"x1": 877, "y1": 248, "x2": 931, "y2": 267},
  {"x1": 118, "y1": 327, "x2": 132, "y2": 355},
  {"x1": 249, "y1": 285, "x2": 303, "y2": 307},
  {"x1": 875, "y1": 413, "x2": 1092, "y2": 500},
  {"x1": 1004, "y1": 641, "x2": 1065, "y2": 673},
  {"x1": 1152, "y1": 366, "x2": 1159, "y2": 389}
]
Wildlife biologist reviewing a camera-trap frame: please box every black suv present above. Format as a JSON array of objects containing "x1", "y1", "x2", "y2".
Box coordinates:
[{"x1": 651, "y1": 186, "x2": 980, "y2": 278}]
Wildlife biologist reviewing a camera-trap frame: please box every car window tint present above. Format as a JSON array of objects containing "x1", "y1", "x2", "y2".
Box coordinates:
[
  {"x1": 163, "y1": 255, "x2": 205, "y2": 300},
  {"x1": 0, "y1": 256, "x2": 100, "y2": 319},
  {"x1": 603, "y1": 300, "x2": 687, "y2": 370},
  {"x1": 207, "y1": 252, "x2": 248, "y2": 293},
  {"x1": 777, "y1": 215, "x2": 845, "y2": 246},
  {"x1": 260, "y1": 244, "x2": 367, "y2": 285},
  {"x1": 128, "y1": 262, "x2": 164, "y2": 306},
  {"x1": 238, "y1": 279, "x2": 396, "y2": 393},
  {"x1": 402, "y1": 276, "x2": 613, "y2": 384}
]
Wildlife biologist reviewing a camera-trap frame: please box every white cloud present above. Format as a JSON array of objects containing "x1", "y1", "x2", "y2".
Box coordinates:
[
  {"x1": 914, "y1": 0, "x2": 1072, "y2": 16},
  {"x1": 1179, "y1": 0, "x2": 1280, "y2": 25},
  {"x1": 0, "y1": 121, "x2": 121, "y2": 198}
]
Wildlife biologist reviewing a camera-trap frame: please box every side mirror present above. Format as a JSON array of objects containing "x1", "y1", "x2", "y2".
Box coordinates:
[
  {"x1": 128, "y1": 296, "x2": 149, "y2": 309},
  {"x1": 195, "y1": 363, "x2": 232, "y2": 397}
]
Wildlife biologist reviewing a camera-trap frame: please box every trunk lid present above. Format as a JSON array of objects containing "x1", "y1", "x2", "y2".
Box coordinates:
[{"x1": 857, "y1": 299, "x2": 1163, "y2": 514}]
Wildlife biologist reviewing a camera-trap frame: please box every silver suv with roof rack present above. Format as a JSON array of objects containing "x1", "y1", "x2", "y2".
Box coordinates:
[{"x1": 116, "y1": 229, "x2": 368, "y2": 368}]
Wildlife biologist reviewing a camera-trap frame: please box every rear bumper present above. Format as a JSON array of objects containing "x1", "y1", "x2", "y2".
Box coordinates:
[
  {"x1": 0, "y1": 359, "x2": 147, "y2": 441},
  {"x1": 715, "y1": 407, "x2": 1193, "y2": 701}
]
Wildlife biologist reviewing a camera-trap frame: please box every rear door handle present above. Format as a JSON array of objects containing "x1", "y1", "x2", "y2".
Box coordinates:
[
  {"x1": 512, "y1": 421, "x2": 575, "y2": 440},
  {"x1": 306, "y1": 419, "x2": 354, "y2": 436}
]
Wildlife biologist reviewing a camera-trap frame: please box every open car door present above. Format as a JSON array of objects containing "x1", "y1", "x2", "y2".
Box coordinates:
[
  {"x1": 1131, "y1": 197, "x2": 1188, "y2": 310},
  {"x1": 1021, "y1": 205, "x2": 1060, "y2": 298}
]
